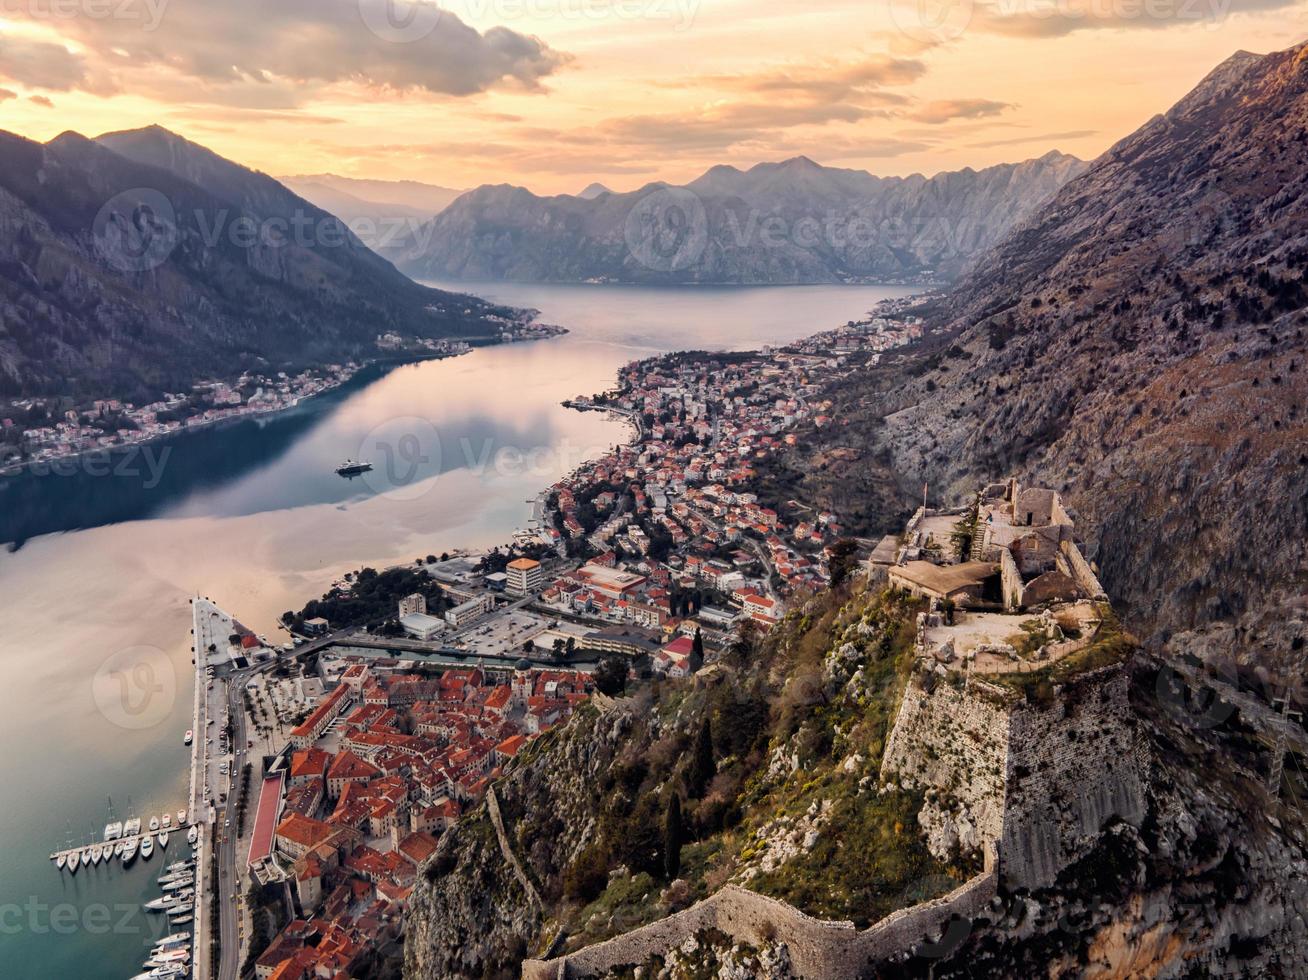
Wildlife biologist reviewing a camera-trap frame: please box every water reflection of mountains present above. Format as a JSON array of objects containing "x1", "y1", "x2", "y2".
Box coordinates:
[{"x1": 0, "y1": 370, "x2": 378, "y2": 548}]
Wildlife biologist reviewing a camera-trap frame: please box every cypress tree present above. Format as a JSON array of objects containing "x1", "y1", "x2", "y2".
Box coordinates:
[
  {"x1": 687, "y1": 718, "x2": 716, "y2": 797},
  {"x1": 663, "y1": 794, "x2": 683, "y2": 879}
]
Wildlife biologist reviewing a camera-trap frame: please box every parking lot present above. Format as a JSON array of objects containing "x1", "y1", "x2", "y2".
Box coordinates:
[{"x1": 455, "y1": 609, "x2": 555, "y2": 658}]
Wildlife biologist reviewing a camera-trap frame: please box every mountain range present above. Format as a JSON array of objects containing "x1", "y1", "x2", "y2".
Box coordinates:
[
  {"x1": 0, "y1": 126, "x2": 511, "y2": 401},
  {"x1": 389, "y1": 152, "x2": 1087, "y2": 285}
]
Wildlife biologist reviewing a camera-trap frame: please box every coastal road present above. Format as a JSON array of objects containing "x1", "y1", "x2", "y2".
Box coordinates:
[{"x1": 217, "y1": 654, "x2": 270, "y2": 980}]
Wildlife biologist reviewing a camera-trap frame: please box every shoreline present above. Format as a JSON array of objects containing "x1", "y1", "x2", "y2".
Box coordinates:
[{"x1": 0, "y1": 330, "x2": 566, "y2": 480}]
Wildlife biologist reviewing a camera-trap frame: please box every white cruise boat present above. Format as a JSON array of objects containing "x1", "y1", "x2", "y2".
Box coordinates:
[
  {"x1": 55, "y1": 853, "x2": 66, "y2": 871},
  {"x1": 104, "y1": 820, "x2": 123, "y2": 841},
  {"x1": 67, "y1": 852, "x2": 79, "y2": 873},
  {"x1": 158, "y1": 831, "x2": 170, "y2": 850},
  {"x1": 176, "y1": 810, "x2": 187, "y2": 825},
  {"x1": 161, "y1": 876, "x2": 193, "y2": 892},
  {"x1": 161, "y1": 813, "x2": 172, "y2": 830},
  {"x1": 183, "y1": 730, "x2": 193, "y2": 746},
  {"x1": 165, "y1": 860, "x2": 192, "y2": 873},
  {"x1": 155, "y1": 933, "x2": 190, "y2": 947},
  {"x1": 90, "y1": 845, "x2": 103, "y2": 865},
  {"x1": 187, "y1": 826, "x2": 199, "y2": 846},
  {"x1": 149, "y1": 815, "x2": 161, "y2": 832},
  {"x1": 122, "y1": 839, "x2": 138, "y2": 865},
  {"x1": 144, "y1": 894, "x2": 183, "y2": 912},
  {"x1": 140, "y1": 835, "x2": 154, "y2": 860},
  {"x1": 124, "y1": 816, "x2": 142, "y2": 837}
]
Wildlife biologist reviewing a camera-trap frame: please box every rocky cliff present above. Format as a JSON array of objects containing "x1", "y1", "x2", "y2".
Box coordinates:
[{"x1": 391, "y1": 153, "x2": 1085, "y2": 285}]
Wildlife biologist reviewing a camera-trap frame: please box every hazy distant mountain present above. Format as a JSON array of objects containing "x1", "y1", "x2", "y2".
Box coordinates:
[
  {"x1": 577, "y1": 182, "x2": 613, "y2": 200},
  {"x1": 279, "y1": 173, "x2": 464, "y2": 251},
  {"x1": 0, "y1": 126, "x2": 513, "y2": 400},
  {"x1": 391, "y1": 152, "x2": 1086, "y2": 285},
  {"x1": 281, "y1": 174, "x2": 464, "y2": 215}
]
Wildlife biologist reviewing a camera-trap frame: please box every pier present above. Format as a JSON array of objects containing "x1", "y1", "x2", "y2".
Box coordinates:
[{"x1": 48, "y1": 825, "x2": 197, "y2": 868}]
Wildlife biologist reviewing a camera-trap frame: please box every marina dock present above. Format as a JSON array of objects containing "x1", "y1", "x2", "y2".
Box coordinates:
[{"x1": 48, "y1": 823, "x2": 197, "y2": 869}]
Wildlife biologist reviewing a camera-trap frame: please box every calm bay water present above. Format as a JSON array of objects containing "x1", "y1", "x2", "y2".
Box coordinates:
[{"x1": 0, "y1": 282, "x2": 913, "y2": 978}]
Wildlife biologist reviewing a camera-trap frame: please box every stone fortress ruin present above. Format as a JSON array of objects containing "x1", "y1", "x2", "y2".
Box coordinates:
[
  {"x1": 878, "y1": 479, "x2": 1146, "y2": 890},
  {"x1": 522, "y1": 480, "x2": 1148, "y2": 978}
]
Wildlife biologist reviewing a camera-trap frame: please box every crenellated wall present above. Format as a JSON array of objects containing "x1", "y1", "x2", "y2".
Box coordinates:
[{"x1": 1058, "y1": 538, "x2": 1108, "y2": 600}]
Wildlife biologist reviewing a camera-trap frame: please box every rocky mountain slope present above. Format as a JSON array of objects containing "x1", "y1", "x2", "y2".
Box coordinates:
[
  {"x1": 390, "y1": 153, "x2": 1086, "y2": 285},
  {"x1": 0, "y1": 127, "x2": 511, "y2": 400},
  {"x1": 767, "y1": 45, "x2": 1308, "y2": 690}
]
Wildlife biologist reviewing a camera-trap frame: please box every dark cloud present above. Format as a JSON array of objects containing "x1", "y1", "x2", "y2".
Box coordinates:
[
  {"x1": 0, "y1": 88, "x2": 15, "y2": 102},
  {"x1": 909, "y1": 99, "x2": 1012, "y2": 124},
  {"x1": 5, "y1": 0, "x2": 567, "y2": 100}
]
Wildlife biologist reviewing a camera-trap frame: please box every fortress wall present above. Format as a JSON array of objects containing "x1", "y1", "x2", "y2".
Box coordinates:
[
  {"x1": 881, "y1": 676, "x2": 1011, "y2": 851},
  {"x1": 998, "y1": 666, "x2": 1146, "y2": 890},
  {"x1": 1059, "y1": 539, "x2": 1108, "y2": 600},
  {"x1": 523, "y1": 664, "x2": 1144, "y2": 978},
  {"x1": 522, "y1": 873, "x2": 999, "y2": 980}
]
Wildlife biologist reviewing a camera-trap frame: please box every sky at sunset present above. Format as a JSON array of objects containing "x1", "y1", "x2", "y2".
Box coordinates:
[{"x1": 0, "y1": 0, "x2": 1305, "y2": 194}]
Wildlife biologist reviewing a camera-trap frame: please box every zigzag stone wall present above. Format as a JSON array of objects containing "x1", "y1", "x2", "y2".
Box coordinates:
[{"x1": 521, "y1": 873, "x2": 997, "y2": 980}]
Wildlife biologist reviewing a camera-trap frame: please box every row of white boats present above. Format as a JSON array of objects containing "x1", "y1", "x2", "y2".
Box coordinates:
[
  {"x1": 52, "y1": 809, "x2": 197, "y2": 873},
  {"x1": 130, "y1": 859, "x2": 197, "y2": 980}
]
